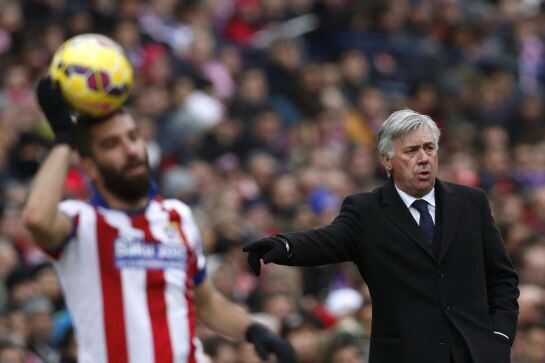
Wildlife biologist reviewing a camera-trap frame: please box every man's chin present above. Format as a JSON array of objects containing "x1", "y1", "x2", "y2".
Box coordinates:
[
  {"x1": 413, "y1": 180, "x2": 435, "y2": 195},
  {"x1": 96, "y1": 160, "x2": 152, "y2": 203},
  {"x1": 107, "y1": 175, "x2": 151, "y2": 203},
  {"x1": 125, "y1": 173, "x2": 144, "y2": 181}
]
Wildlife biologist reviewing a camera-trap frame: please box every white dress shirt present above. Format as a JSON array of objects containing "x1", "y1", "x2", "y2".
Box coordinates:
[{"x1": 394, "y1": 185, "x2": 436, "y2": 225}]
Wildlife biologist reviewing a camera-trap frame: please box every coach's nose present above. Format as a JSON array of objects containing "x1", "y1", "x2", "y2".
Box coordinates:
[{"x1": 418, "y1": 147, "x2": 430, "y2": 162}]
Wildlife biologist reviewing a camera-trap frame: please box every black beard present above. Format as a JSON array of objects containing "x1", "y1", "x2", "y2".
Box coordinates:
[{"x1": 96, "y1": 157, "x2": 151, "y2": 203}]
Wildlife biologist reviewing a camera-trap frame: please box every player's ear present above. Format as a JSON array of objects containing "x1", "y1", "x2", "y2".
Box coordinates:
[{"x1": 81, "y1": 157, "x2": 98, "y2": 181}]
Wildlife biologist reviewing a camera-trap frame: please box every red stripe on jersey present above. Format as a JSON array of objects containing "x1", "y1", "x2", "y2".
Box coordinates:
[
  {"x1": 168, "y1": 209, "x2": 197, "y2": 363},
  {"x1": 95, "y1": 210, "x2": 129, "y2": 363},
  {"x1": 130, "y1": 213, "x2": 173, "y2": 363}
]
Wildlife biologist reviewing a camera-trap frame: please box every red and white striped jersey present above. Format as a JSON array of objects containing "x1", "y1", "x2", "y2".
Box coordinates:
[{"x1": 50, "y1": 195, "x2": 207, "y2": 363}]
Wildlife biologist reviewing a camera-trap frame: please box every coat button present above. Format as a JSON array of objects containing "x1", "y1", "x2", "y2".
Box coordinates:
[
  {"x1": 438, "y1": 271, "x2": 445, "y2": 278},
  {"x1": 443, "y1": 304, "x2": 451, "y2": 311},
  {"x1": 438, "y1": 338, "x2": 446, "y2": 346}
]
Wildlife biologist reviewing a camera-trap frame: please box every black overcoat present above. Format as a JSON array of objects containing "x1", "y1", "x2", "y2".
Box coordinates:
[{"x1": 280, "y1": 178, "x2": 519, "y2": 363}]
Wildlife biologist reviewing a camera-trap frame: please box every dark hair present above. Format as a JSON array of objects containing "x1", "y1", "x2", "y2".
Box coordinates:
[
  {"x1": 75, "y1": 108, "x2": 128, "y2": 157},
  {"x1": 323, "y1": 333, "x2": 364, "y2": 363},
  {"x1": 281, "y1": 311, "x2": 322, "y2": 338},
  {"x1": 202, "y1": 336, "x2": 236, "y2": 358},
  {"x1": 31, "y1": 261, "x2": 54, "y2": 277},
  {"x1": 0, "y1": 335, "x2": 24, "y2": 352},
  {"x1": 5, "y1": 267, "x2": 33, "y2": 294}
]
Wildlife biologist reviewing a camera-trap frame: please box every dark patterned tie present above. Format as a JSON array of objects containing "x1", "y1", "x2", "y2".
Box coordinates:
[{"x1": 412, "y1": 199, "x2": 435, "y2": 246}]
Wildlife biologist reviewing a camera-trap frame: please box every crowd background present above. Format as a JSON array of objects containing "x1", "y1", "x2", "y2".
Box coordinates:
[{"x1": 1, "y1": 0, "x2": 545, "y2": 362}]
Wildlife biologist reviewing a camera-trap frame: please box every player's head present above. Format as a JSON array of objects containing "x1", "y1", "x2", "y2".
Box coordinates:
[
  {"x1": 76, "y1": 110, "x2": 151, "y2": 203},
  {"x1": 378, "y1": 109, "x2": 440, "y2": 197}
]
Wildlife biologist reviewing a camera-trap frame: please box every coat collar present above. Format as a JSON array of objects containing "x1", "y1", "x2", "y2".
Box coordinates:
[{"x1": 380, "y1": 178, "x2": 461, "y2": 264}]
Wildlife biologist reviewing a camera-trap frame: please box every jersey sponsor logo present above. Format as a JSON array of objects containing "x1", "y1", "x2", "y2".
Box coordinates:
[
  {"x1": 165, "y1": 222, "x2": 181, "y2": 240},
  {"x1": 114, "y1": 236, "x2": 187, "y2": 270}
]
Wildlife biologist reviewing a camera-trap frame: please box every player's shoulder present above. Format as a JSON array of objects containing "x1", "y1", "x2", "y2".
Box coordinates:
[
  {"x1": 159, "y1": 198, "x2": 193, "y2": 216},
  {"x1": 58, "y1": 199, "x2": 93, "y2": 216}
]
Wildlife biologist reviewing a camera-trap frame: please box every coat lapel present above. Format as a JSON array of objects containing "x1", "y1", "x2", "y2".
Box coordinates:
[
  {"x1": 380, "y1": 178, "x2": 436, "y2": 262},
  {"x1": 436, "y1": 180, "x2": 462, "y2": 264}
]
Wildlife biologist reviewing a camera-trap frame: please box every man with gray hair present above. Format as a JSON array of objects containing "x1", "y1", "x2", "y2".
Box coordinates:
[{"x1": 243, "y1": 109, "x2": 519, "y2": 363}]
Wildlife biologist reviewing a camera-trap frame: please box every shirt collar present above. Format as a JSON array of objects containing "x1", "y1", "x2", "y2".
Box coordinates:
[{"x1": 395, "y1": 184, "x2": 436, "y2": 209}]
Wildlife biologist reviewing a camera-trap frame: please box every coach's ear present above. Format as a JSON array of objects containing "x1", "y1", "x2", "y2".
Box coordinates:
[
  {"x1": 381, "y1": 154, "x2": 392, "y2": 174},
  {"x1": 81, "y1": 157, "x2": 98, "y2": 181}
]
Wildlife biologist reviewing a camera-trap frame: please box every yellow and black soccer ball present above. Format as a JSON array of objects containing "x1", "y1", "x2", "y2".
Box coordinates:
[{"x1": 49, "y1": 33, "x2": 133, "y2": 117}]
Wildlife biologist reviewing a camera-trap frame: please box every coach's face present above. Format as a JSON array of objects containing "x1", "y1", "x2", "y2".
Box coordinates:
[
  {"x1": 86, "y1": 113, "x2": 151, "y2": 202},
  {"x1": 382, "y1": 126, "x2": 438, "y2": 198}
]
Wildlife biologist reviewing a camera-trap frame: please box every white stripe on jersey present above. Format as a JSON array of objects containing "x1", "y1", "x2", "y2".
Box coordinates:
[
  {"x1": 102, "y1": 209, "x2": 154, "y2": 363},
  {"x1": 56, "y1": 200, "x2": 108, "y2": 363}
]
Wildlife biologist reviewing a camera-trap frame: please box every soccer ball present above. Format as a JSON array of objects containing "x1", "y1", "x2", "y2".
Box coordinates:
[{"x1": 49, "y1": 33, "x2": 133, "y2": 117}]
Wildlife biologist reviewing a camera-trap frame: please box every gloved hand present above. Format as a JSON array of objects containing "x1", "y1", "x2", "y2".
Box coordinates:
[
  {"x1": 246, "y1": 323, "x2": 298, "y2": 363},
  {"x1": 242, "y1": 235, "x2": 292, "y2": 276},
  {"x1": 36, "y1": 76, "x2": 76, "y2": 147}
]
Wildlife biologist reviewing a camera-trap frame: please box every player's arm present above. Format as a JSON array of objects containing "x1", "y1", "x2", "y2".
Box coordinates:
[
  {"x1": 194, "y1": 279, "x2": 252, "y2": 338},
  {"x1": 23, "y1": 145, "x2": 73, "y2": 250},
  {"x1": 194, "y1": 280, "x2": 297, "y2": 362},
  {"x1": 23, "y1": 77, "x2": 77, "y2": 251}
]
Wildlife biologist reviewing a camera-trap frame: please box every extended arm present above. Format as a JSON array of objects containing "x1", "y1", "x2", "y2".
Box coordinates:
[
  {"x1": 480, "y1": 190, "x2": 519, "y2": 343},
  {"x1": 243, "y1": 195, "x2": 362, "y2": 274},
  {"x1": 281, "y1": 195, "x2": 362, "y2": 266}
]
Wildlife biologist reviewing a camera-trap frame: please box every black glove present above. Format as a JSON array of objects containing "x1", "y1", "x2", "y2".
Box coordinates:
[
  {"x1": 242, "y1": 235, "x2": 292, "y2": 276},
  {"x1": 36, "y1": 76, "x2": 76, "y2": 147},
  {"x1": 246, "y1": 323, "x2": 298, "y2": 363}
]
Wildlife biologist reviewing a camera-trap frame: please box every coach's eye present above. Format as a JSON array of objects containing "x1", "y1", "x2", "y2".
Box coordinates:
[
  {"x1": 425, "y1": 144, "x2": 436, "y2": 153},
  {"x1": 405, "y1": 147, "x2": 417, "y2": 155}
]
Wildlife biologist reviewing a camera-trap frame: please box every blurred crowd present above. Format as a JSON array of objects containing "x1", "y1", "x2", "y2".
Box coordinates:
[{"x1": 1, "y1": 0, "x2": 545, "y2": 362}]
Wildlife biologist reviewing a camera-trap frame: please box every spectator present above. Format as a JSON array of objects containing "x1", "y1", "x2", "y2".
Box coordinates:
[
  {"x1": 323, "y1": 333, "x2": 365, "y2": 363},
  {"x1": 0, "y1": 335, "x2": 26, "y2": 363},
  {"x1": 203, "y1": 336, "x2": 238, "y2": 363},
  {"x1": 22, "y1": 297, "x2": 58, "y2": 363}
]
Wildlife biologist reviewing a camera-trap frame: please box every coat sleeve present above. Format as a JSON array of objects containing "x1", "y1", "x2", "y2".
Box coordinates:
[
  {"x1": 278, "y1": 195, "x2": 363, "y2": 266},
  {"x1": 479, "y1": 190, "x2": 519, "y2": 343}
]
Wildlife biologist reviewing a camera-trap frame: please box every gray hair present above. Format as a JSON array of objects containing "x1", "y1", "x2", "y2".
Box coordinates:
[{"x1": 377, "y1": 109, "x2": 441, "y2": 158}]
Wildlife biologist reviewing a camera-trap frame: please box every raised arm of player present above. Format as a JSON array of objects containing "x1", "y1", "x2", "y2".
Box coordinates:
[
  {"x1": 23, "y1": 145, "x2": 73, "y2": 250},
  {"x1": 23, "y1": 77, "x2": 76, "y2": 251},
  {"x1": 195, "y1": 280, "x2": 298, "y2": 362}
]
